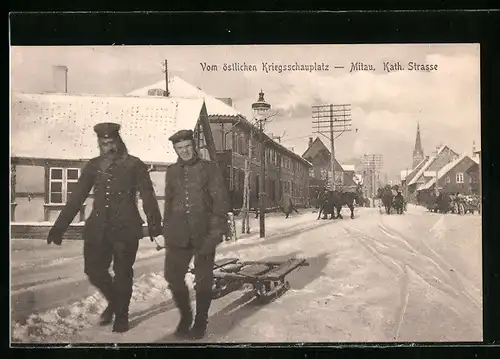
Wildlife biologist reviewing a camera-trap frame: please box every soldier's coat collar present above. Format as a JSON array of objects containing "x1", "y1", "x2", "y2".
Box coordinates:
[
  {"x1": 177, "y1": 154, "x2": 201, "y2": 167},
  {"x1": 98, "y1": 152, "x2": 129, "y2": 172}
]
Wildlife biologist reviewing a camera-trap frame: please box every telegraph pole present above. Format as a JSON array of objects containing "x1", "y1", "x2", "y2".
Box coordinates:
[
  {"x1": 252, "y1": 90, "x2": 271, "y2": 238},
  {"x1": 312, "y1": 104, "x2": 352, "y2": 190}
]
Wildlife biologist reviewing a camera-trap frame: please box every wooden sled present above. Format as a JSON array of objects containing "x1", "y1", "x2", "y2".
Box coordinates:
[{"x1": 188, "y1": 257, "x2": 309, "y2": 304}]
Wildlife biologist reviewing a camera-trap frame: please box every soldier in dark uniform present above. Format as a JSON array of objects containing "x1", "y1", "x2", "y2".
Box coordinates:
[
  {"x1": 163, "y1": 129, "x2": 230, "y2": 340},
  {"x1": 46, "y1": 122, "x2": 162, "y2": 333}
]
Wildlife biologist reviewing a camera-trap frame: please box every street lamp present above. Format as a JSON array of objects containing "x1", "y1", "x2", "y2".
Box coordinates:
[{"x1": 252, "y1": 90, "x2": 271, "y2": 238}]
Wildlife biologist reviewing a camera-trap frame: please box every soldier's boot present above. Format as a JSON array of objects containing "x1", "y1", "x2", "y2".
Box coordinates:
[
  {"x1": 189, "y1": 291, "x2": 212, "y2": 340},
  {"x1": 112, "y1": 312, "x2": 129, "y2": 333},
  {"x1": 112, "y1": 298, "x2": 130, "y2": 333},
  {"x1": 99, "y1": 304, "x2": 115, "y2": 326},
  {"x1": 112, "y1": 283, "x2": 132, "y2": 333},
  {"x1": 89, "y1": 275, "x2": 115, "y2": 326},
  {"x1": 172, "y1": 289, "x2": 193, "y2": 338}
]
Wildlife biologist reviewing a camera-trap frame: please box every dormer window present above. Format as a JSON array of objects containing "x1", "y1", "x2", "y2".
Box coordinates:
[{"x1": 147, "y1": 88, "x2": 166, "y2": 97}]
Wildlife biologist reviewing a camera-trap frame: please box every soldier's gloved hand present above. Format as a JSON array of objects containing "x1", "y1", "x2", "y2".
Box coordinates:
[
  {"x1": 148, "y1": 225, "x2": 162, "y2": 240},
  {"x1": 47, "y1": 229, "x2": 63, "y2": 246},
  {"x1": 152, "y1": 235, "x2": 165, "y2": 247}
]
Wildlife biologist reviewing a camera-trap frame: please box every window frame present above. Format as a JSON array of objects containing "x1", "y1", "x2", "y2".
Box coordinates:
[
  {"x1": 456, "y1": 172, "x2": 464, "y2": 184},
  {"x1": 49, "y1": 167, "x2": 81, "y2": 204}
]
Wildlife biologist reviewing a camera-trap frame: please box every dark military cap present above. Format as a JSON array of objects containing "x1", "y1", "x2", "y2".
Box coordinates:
[
  {"x1": 169, "y1": 129, "x2": 194, "y2": 144},
  {"x1": 94, "y1": 122, "x2": 121, "y2": 139}
]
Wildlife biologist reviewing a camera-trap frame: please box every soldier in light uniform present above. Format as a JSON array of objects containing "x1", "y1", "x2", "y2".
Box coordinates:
[
  {"x1": 163, "y1": 129, "x2": 230, "y2": 340},
  {"x1": 47, "y1": 122, "x2": 162, "y2": 333}
]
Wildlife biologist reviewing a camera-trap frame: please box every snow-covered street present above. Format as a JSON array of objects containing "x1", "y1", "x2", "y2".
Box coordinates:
[{"x1": 11, "y1": 206, "x2": 482, "y2": 343}]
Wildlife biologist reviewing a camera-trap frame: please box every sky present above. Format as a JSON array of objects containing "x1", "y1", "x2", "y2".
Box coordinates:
[{"x1": 10, "y1": 44, "x2": 481, "y2": 182}]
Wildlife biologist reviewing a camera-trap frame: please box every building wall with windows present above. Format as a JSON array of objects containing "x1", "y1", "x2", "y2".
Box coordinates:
[
  {"x1": 126, "y1": 75, "x2": 312, "y2": 210},
  {"x1": 302, "y1": 137, "x2": 357, "y2": 207},
  {"x1": 10, "y1": 92, "x2": 213, "y2": 224},
  {"x1": 436, "y1": 157, "x2": 479, "y2": 195},
  {"x1": 415, "y1": 155, "x2": 479, "y2": 198},
  {"x1": 210, "y1": 118, "x2": 311, "y2": 210}
]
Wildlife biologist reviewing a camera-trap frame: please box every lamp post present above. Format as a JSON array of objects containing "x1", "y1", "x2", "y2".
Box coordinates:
[{"x1": 252, "y1": 90, "x2": 271, "y2": 238}]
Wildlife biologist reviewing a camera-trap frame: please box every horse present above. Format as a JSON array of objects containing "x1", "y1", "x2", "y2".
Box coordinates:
[
  {"x1": 331, "y1": 190, "x2": 356, "y2": 219},
  {"x1": 317, "y1": 190, "x2": 335, "y2": 220},
  {"x1": 379, "y1": 186, "x2": 394, "y2": 215}
]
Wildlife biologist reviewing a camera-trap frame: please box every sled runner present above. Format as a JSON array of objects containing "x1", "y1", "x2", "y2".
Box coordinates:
[{"x1": 188, "y1": 257, "x2": 309, "y2": 303}]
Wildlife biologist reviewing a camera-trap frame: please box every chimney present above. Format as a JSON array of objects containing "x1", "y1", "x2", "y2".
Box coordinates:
[
  {"x1": 472, "y1": 140, "x2": 476, "y2": 157},
  {"x1": 164, "y1": 59, "x2": 170, "y2": 97},
  {"x1": 308, "y1": 137, "x2": 313, "y2": 148},
  {"x1": 52, "y1": 65, "x2": 68, "y2": 93}
]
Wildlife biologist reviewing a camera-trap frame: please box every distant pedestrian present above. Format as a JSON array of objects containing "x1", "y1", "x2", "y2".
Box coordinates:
[
  {"x1": 162, "y1": 129, "x2": 230, "y2": 340},
  {"x1": 393, "y1": 191, "x2": 405, "y2": 214},
  {"x1": 47, "y1": 122, "x2": 162, "y2": 333},
  {"x1": 281, "y1": 192, "x2": 299, "y2": 219}
]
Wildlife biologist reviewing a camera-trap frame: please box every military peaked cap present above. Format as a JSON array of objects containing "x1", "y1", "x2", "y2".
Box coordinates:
[
  {"x1": 169, "y1": 129, "x2": 194, "y2": 144},
  {"x1": 94, "y1": 122, "x2": 121, "y2": 139}
]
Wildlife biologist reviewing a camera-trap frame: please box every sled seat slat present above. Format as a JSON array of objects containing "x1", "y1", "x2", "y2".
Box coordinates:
[
  {"x1": 238, "y1": 264, "x2": 271, "y2": 277},
  {"x1": 261, "y1": 259, "x2": 308, "y2": 280},
  {"x1": 214, "y1": 263, "x2": 244, "y2": 274},
  {"x1": 214, "y1": 258, "x2": 239, "y2": 268},
  {"x1": 241, "y1": 260, "x2": 287, "y2": 266},
  {"x1": 213, "y1": 271, "x2": 247, "y2": 280}
]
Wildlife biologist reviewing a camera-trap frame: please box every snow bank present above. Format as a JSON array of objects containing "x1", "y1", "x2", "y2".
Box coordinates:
[
  {"x1": 11, "y1": 271, "x2": 196, "y2": 343},
  {"x1": 429, "y1": 216, "x2": 446, "y2": 240}
]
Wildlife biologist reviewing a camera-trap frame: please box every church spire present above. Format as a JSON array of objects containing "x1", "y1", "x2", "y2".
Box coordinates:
[{"x1": 412, "y1": 122, "x2": 424, "y2": 168}]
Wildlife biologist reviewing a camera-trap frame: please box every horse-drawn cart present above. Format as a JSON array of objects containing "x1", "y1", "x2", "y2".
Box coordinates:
[
  {"x1": 189, "y1": 257, "x2": 309, "y2": 303},
  {"x1": 452, "y1": 195, "x2": 480, "y2": 215}
]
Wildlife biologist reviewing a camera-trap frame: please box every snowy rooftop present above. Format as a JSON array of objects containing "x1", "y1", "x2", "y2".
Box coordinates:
[
  {"x1": 420, "y1": 154, "x2": 474, "y2": 190},
  {"x1": 407, "y1": 146, "x2": 455, "y2": 186},
  {"x1": 423, "y1": 171, "x2": 439, "y2": 177},
  {"x1": 341, "y1": 164, "x2": 355, "y2": 172},
  {"x1": 127, "y1": 76, "x2": 312, "y2": 167},
  {"x1": 127, "y1": 76, "x2": 241, "y2": 117},
  {"x1": 11, "y1": 92, "x2": 205, "y2": 163}
]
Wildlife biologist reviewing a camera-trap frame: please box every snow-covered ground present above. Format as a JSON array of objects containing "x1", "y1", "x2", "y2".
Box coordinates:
[
  {"x1": 10, "y1": 210, "x2": 319, "y2": 340},
  {"x1": 11, "y1": 206, "x2": 482, "y2": 343}
]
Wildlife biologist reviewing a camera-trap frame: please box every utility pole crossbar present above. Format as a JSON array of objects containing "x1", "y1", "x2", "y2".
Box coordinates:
[{"x1": 311, "y1": 104, "x2": 352, "y2": 191}]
